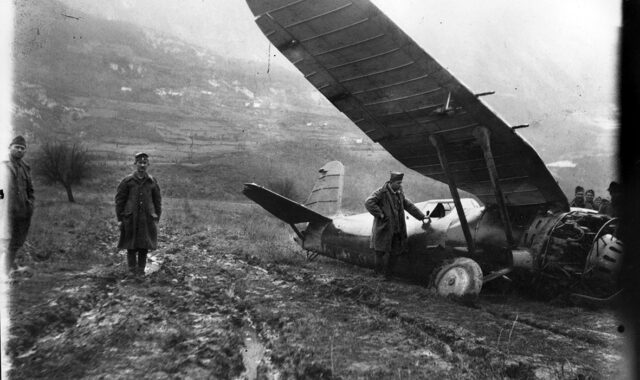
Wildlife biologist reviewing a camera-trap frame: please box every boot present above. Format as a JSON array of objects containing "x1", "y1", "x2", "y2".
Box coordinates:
[
  {"x1": 374, "y1": 251, "x2": 385, "y2": 276},
  {"x1": 384, "y1": 254, "x2": 397, "y2": 280},
  {"x1": 137, "y1": 250, "x2": 147, "y2": 276},
  {"x1": 126, "y1": 251, "x2": 137, "y2": 276}
]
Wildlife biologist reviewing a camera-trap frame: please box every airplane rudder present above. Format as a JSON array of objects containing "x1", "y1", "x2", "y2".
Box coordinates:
[{"x1": 304, "y1": 161, "x2": 344, "y2": 217}]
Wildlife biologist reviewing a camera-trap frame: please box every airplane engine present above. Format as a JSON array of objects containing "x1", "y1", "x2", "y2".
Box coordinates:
[
  {"x1": 530, "y1": 210, "x2": 621, "y2": 288},
  {"x1": 586, "y1": 234, "x2": 623, "y2": 277}
]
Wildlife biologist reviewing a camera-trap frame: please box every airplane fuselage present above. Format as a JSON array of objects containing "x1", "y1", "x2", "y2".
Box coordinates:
[{"x1": 298, "y1": 202, "x2": 619, "y2": 285}]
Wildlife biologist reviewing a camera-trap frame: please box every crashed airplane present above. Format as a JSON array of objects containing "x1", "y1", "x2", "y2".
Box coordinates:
[{"x1": 241, "y1": 0, "x2": 622, "y2": 298}]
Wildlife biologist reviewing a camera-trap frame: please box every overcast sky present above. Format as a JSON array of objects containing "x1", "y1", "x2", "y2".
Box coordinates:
[{"x1": 53, "y1": 0, "x2": 620, "y2": 65}]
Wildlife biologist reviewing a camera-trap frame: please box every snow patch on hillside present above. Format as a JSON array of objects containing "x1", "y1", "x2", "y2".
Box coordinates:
[{"x1": 156, "y1": 88, "x2": 184, "y2": 97}]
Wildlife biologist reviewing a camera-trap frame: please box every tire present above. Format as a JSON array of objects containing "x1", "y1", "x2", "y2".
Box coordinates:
[{"x1": 430, "y1": 257, "x2": 483, "y2": 298}]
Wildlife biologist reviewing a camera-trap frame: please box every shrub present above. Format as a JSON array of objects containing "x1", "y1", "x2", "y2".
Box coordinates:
[{"x1": 32, "y1": 141, "x2": 94, "y2": 202}]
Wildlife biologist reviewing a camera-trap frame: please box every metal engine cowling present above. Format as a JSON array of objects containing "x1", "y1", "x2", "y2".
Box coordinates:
[
  {"x1": 540, "y1": 210, "x2": 620, "y2": 283},
  {"x1": 585, "y1": 234, "x2": 623, "y2": 277}
]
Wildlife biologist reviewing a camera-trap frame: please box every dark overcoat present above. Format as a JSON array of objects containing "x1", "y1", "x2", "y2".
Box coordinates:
[
  {"x1": 3, "y1": 157, "x2": 35, "y2": 252},
  {"x1": 364, "y1": 183, "x2": 425, "y2": 253},
  {"x1": 4, "y1": 157, "x2": 34, "y2": 219},
  {"x1": 115, "y1": 172, "x2": 162, "y2": 250}
]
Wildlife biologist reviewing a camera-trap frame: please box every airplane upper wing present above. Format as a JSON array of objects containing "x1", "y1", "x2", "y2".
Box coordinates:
[{"x1": 245, "y1": 0, "x2": 569, "y2": 210}]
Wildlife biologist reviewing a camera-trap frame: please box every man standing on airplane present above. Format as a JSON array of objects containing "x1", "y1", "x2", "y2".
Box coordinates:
[{"x1": 365, "y1": 172, "x2": 427, "y2": 279}]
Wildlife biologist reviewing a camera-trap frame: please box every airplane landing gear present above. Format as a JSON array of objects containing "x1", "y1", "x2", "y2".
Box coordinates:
[{"x1": 431, "y1": 257, "x2": 483, "y2": 298}]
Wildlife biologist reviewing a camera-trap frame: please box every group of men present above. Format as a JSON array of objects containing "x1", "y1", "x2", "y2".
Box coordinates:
[
  {"x1": 0, "y1": 134, "x2": 624, "y2": 281},
  {"x1": 3, "y1": 135, "x2": 162, "y2": 277},
  {"x1": 569, "y1": 183, "x2": 621, "y2": 217},
  {"x1": 2, "y1": 134, "x2": 415, "y2": 279}
]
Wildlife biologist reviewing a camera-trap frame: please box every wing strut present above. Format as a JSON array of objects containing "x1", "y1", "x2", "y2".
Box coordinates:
[
  {"x1": 289, "y1": 223, "x2": 305, "y2": 242},
  {"x1": 429, "y1": 135, "x2": 475, "y2": 254},
  {"x1": 473, "y1": 127, "x2": 515, "y2": 247}
]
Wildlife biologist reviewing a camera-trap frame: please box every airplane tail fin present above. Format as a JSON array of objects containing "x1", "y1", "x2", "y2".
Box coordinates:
[
  {"x1": 242, "y1": 161, "x2": 344, "y2": 224},
  {"x1": 303, "y1": 161, "x2": 344, "y2": 217}
]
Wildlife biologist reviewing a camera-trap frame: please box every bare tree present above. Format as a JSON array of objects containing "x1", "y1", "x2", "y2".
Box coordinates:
[{"x1": 34, "y1": 141, "x2": 92, "y2": 202}]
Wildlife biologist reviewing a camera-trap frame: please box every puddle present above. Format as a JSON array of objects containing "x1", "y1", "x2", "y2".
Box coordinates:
[
  {"x1": 145, "y1": 255, "x2": 163, "y2": 275},
  {"x1": 238, "y1": 327, "x2": 266, "y2": 380}
]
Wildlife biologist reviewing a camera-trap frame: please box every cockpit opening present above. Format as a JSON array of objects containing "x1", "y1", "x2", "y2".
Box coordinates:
[{"x1": 423, "y1": 198, "x2": 481, "y2": 218}]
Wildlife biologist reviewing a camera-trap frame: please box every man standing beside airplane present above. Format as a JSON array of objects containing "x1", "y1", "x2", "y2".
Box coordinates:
[
  {"x1": 4, "y1": 135, "x2": 34, "y2": 272},
  {"x1": 365, "y1": 172, "x2": 427, "y2": 279},
  {"x1": 115, "y1": 152, "x2": 162, "y2": 277}
]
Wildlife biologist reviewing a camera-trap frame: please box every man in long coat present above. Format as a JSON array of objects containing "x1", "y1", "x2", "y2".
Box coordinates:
[
  {"x1": 365, "y1": 172, "x2": 426, "y2": 278},
  {"x1": 115, "y1": 152, "x2": 162, "y2": 276},
  {"x1": 4, "y1": 135, "x2": 35, "y2": 272}
]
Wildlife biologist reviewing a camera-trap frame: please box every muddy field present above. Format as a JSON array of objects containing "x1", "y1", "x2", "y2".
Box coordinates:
[{"x1": 4, "y1": 199, "x2": 630, "y2": 379}]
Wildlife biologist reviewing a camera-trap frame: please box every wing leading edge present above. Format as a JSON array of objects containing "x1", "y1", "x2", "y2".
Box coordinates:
[{"x1": 245, "y1": 0, "x2": 569, "y2": 210}]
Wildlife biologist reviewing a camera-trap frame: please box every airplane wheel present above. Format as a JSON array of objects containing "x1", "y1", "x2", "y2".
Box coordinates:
[{"x1": 431, "y1": 258, "x2": 483, "y2": 298}]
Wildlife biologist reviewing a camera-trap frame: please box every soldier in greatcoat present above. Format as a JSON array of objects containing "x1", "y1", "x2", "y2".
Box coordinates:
[
  {"x1": 365, "y1": 172, "x2": 426, "y2": 279},
  {"x1": 3, "y1": 135, "x2": 35, "y2": 272},
  {"x1": 115, "y1": 152, "x2": 161, "y2": 276}
]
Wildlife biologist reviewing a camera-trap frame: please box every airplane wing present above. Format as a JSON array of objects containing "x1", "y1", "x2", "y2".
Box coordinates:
[{"x1": 245, "y1": 0, "x2": 569, "y2": 210}]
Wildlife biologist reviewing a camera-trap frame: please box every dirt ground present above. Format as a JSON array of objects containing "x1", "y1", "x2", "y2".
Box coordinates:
[{"x1": 4, "y1": 204, "x2": 630, "y2": 379}]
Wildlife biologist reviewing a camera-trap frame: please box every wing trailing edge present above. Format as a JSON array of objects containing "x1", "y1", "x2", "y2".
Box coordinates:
[{"x1": 244, "y1": 0, "x2": 569, "y2": 210}]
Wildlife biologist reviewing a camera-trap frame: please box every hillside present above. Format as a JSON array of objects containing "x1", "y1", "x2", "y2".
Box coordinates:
[
  {"x1": 12, "y1": 1, "x2": 363, "y2": 146},
  {"x1": 11, "y1": 1, "x2": 618, "y2": 203},
  {"x1": 11, "y1": 0, "x2": 453, "y2": 210}
]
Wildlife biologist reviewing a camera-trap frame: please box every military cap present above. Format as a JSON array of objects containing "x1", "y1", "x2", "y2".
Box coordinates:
[
  {"x1": 574, "y1": 186, "x2": 584, "y2": 194},
  {"x1": 607, "y1": 181, "x2": 620, "y2": 192},
  {"x1": 134, "y1": 152, "x2": 149, "y2": 161},
  {"x1": 390, "y1": 171, "x2": 404, "y2": 182},
  {"x1": 10, "y1": 135, "x2": 26, "y2": 147},
  {"x1": 585, "y1": 189, "x2": 595, "y2": 196}
]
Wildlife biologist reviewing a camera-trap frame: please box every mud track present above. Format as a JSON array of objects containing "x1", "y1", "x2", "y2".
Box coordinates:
[{"x1": 7, "y1": 225, "x2": 627, "y2": 379}]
